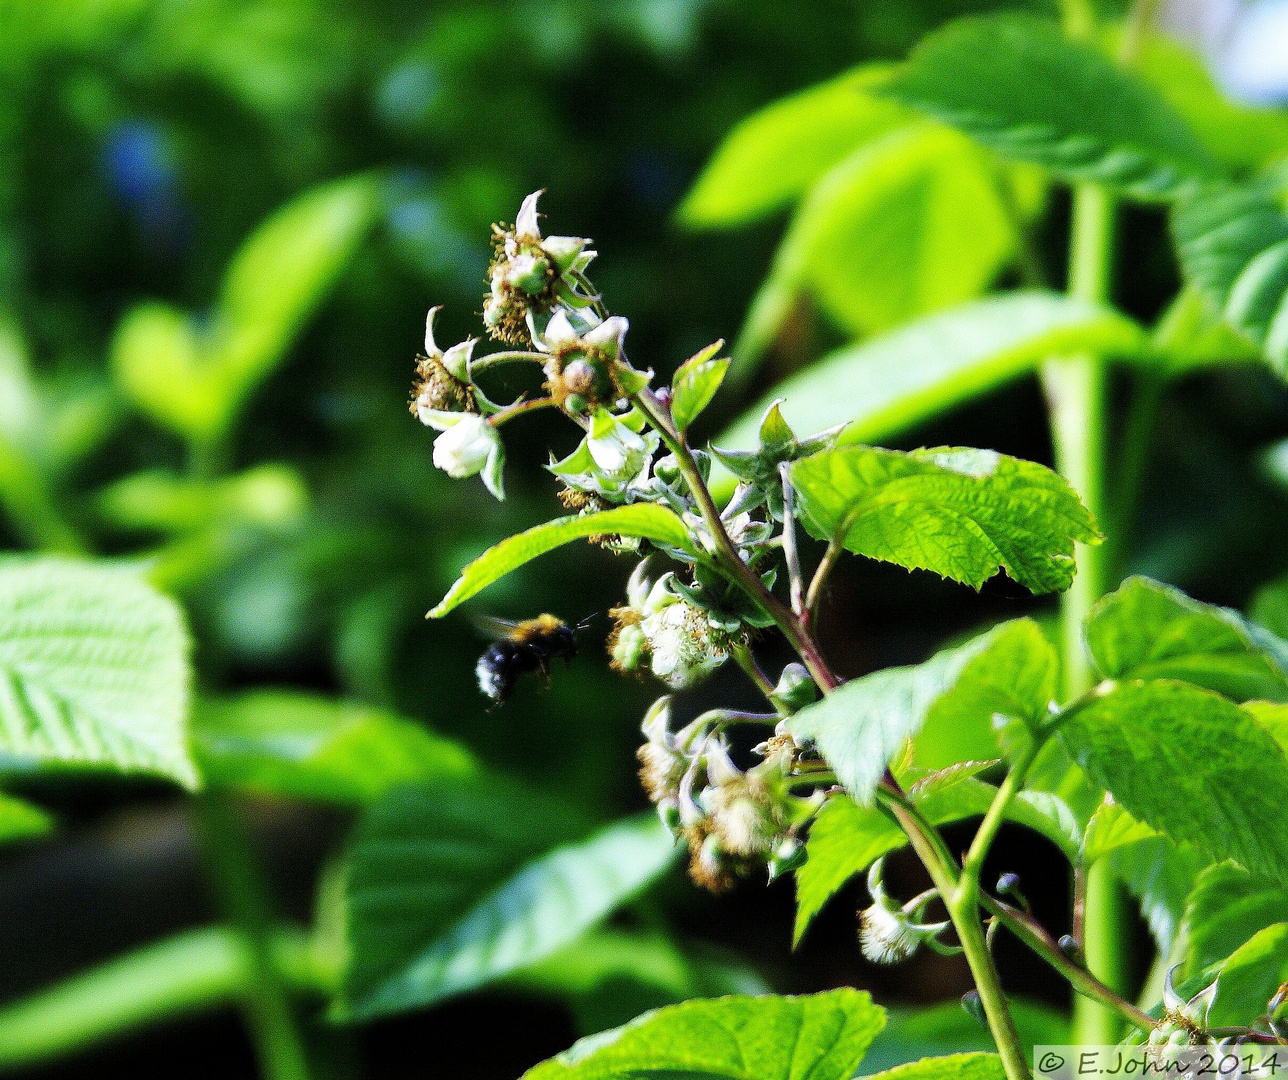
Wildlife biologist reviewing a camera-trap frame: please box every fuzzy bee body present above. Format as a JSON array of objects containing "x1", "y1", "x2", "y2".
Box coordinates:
[{"x1": 475, "y1": 614, "x2": 578, "y2": 703}]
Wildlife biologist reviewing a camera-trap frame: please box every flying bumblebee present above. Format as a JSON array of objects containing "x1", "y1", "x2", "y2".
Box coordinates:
[{"x1": 475, "y1": 614, "x2": 582, "y2": 704}]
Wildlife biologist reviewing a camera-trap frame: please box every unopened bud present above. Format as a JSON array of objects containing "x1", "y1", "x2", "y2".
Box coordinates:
[{"x1": 770, "y1": 663, "x2": 818, "y2": 713}]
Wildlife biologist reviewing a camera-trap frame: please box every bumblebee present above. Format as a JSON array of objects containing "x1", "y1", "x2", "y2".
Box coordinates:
[{"x1": 475, "y1": 614, "x2": 579, "y2": 704}]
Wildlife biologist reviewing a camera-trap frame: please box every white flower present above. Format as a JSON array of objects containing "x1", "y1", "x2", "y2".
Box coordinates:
[
  {"x1": 640, "y1": 586, "x2": 727, "y2": 689},
  {"x1": 420, "y1": 411, "x2": 506, "y2": 500}
]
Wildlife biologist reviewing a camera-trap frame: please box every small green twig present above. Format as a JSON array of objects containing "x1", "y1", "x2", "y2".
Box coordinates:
[
  {"x1": 804, "y1": 540, "x2": 841, "y2": 631},
  {"x1": 777, "y1": 463, "x2": 805, "y2": 617},
  {"x1": 486, "y1": 396, "x2": 557, "y2": 427},
  {"x1": 468, "y1": 349, "x2": 547, "y2": 374}
]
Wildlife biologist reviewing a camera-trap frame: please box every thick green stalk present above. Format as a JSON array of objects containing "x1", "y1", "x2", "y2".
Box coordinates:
[
  {"x1": 195, "y1": 794, "x2": 314, "y2": 1080},
  {"x1": 1043, "y1": 180, "x2": 1129, "y2": 1046}
]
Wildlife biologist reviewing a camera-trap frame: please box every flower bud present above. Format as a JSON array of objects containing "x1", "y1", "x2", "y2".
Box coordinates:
[
  {"x1": 769, "y1": 663, "x2": 818, "y2": 713},
  {"x1": 506, "y1": 252, "x2": 550, "y2": 295}
]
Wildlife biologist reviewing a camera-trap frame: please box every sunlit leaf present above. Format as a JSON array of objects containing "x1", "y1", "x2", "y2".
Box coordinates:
[
  {"x1": 194, "y1": 691, "x2": 477, "y2": 803},
  {"x1": 882, "y1": 13, "x2": 1217, "y2": 200},
  {"x1": 1085, "y1": 576, "x2": 1288, "y2": 702},
  {"x1": 1210, "y1": 922, "x2": 1288, "y2": 1026},
  {"x1": 1184, "y1": 862, "x2": 1288, "y2": 977},
  {"x1": 669, "y1": 342, "x2": 729, "y2": 433},
  {"x1": 1109, "y1": 835, "x2": 1209, "y2": 956},
  {"x1": 864, "y1": 1053, "x2": 1006, "y2": 1080},
  {"x1": 718, "y1": 293, "x2": 1147, "y2": 470},
  {"x1": 1172, "y1": 177, "x2": 1288, "y2": 377},
  {"x1": 0, "y1": 558, "x2": 195, "y2": 788},
  {"x1": 342, "y1": 780, "x2": 677, "y2": 1019},
  {"x1": 863, "y1": 1002, "x2": 1068, "y2": 1073},
  {"x1": 789, "y1": 445, "x2": 1098, "y2": 594},
  {"x1": 1081, "y1": 803, "x2": 1157, "y2": 864},
  {"x1": 678, "y1": 64, "x2": 911, "y2": 227},
  {"x1": 430, "y1": 505, "x2": 697, "y2": 617},
  {"x1": 522, "y1": 988, "x2": 886, "y2": 1080},
  {"x1": 1059, "y1": 681, "x2": 1288, "y2": 885}
]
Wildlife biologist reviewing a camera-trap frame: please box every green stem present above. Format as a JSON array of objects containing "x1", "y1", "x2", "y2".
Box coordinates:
[
  {"x1": 878, "y1": 785, "x2": 1032, "y2": 1080},
  {"x1": 959, "y1": 742, "x2": 1040, "y2": 888},
  {"x1": 804, "y1": 540, "x2": 841, "y2": 631},
  {"x1": 195, "y1": 794, "x2": 314, "y2": 1080},
  {"x1": 486, "y1": 396, "x2": 557, "y2": 427},
  {"x1": 1043, "y1": 179, "x2": 1128, "y2": 1044}
]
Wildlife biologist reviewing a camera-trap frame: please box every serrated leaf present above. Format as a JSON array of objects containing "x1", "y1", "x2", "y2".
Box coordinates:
[
  {"x1": 787, "y1": 631, "x2": 996, "y2": 806},
  {"x1": 342, "y1": 780, "x2": 677, "y2": 1019},
  {"x1": 0, "y1": 558, "x2": 195, "y2": 788},
  {"x1": 1108, "y1": 835, "x2": 1209, "y2": 956},
  {"x1": 915, "y1": 618, "x2": 1058, "y2": 771},
  {"x1": 789, "y1": 445, "x2": 1098, "y2": 594},
  {"x1": 193, "y1": 691, "x2": 477, "y2": 803},
  {"x1": 521, "y1": 988, "x2": 886, "y2": 1080},
  {"x1": 0, "y1": 791, "x2": 51, "y2": 844},
  {"x1": 430, "y1": 505, "x2": 697, "y2": 618},
  {"x1": 679, "y1": 64, "x2": 911, "y2": 227},
  {"x1": 1082, "y1": 803, "x2": 1158, "y2": 864},
  {"x1": 881, "y1": 13, "x2": 1217, "y2": 201},
  {"x1": 716, "y1": 294, "x2": 1147, "y2": 479},
  {"x1": 1184, "y1": 862, "x2": 1288, "y2": 977},
  {"x1": 865, "y1": 1053, "x2": 1006, "y2": 1080},
  {"x1": 793, "y1": 774, "x2": 1077, "y2": 944},
  {"x1": 1210, "y1": 922, "x2": 1288, "y2": 1027},
  {"x1": 1085, "y1": 577, "x2": 1288, "y2": 702},
  {"x1": 669, "y1": 342, "x2": 729, "y2": 433},
  {"x1": 1172, "y1": 178, "x2": 1288, "y2": 377},
  {"x1": 1059, "y1": 681, "x2": 1288, "y2": 885},
  {"x1": 112, "y1": 176, "x2": 377, "y2": 442}
]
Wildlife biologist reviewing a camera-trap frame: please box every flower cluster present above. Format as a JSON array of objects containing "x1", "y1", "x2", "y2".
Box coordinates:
[{"x1": 636, "y1": 696, "x2": 823, "y2": 892}]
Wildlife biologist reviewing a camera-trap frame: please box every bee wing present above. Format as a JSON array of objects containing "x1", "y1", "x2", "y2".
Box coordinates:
[{"x1": 469, "y1": 614, "x2": 522, "y2": 641}]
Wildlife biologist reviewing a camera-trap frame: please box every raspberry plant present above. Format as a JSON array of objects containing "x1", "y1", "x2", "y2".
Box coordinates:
[{"x1": 3, "y1": 4, "x2": 1288, "y2": 1080}]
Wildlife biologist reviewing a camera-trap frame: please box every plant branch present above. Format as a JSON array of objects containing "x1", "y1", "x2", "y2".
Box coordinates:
[
  {"x1": 469, "y1": 349, "x2": 547, "y2": 374},
  {"x1": 486, "y1": 395, "x2": 557, "y2": 427},
  {"x1": 982, "y1": 893, "x2": 1154, "y2": 1032},
  {"x1": 959, "y1": 741, "x2": 1041, "y2": 892},
  {"x1": 804, "y1": 540, "x2": 841, "y2": 630},
  {"x1": 634, "y1": 387, "x2": 839, "y2": 692}
]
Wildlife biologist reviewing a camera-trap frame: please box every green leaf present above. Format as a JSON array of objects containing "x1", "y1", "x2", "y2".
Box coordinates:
[
  {"x1": 1184, "y1": 862, "x2": 1288, "y2": 977},
  {"x1": 750, "y1": 124, "x2": 1021, "y2": 344},
  {"x1": 342, "y1": 780, "x2": 677, "y2": 1019},
  {"x1": 678, "y1": 64, "x2": 911, "y2": 227},
  {"x1": 1210, "y1": 922, "x2": 1288, "y2": 1027},
  {"x1": 864, "y1": 1053, "x2": 1006, "y2": 1080},
  {"x1": 863, "y1": 1001, "x2": 1068, "y2": 1073},
  {"x1": 112, "y1": 176, "x2": 377, "y2": 442},
  {"x1": 1108, "y1": 835, "x2": 1209, "y2": 955},
  {"x1": 1136, "y1": 34, "x2": 1288, "y2": 174},
  {"x1": 97, "y1": 465, "x2": 309, "y2": 535},
  {"x1": 717, "y1": 293, "x2": 1147, "y2": 476},
  {"x1": 521, "y1": 988, "x2": 886, "y2": 1080},
  {"x1": 915, "y1": 618, "x2": 1059, "y2": 770},
  {"x1": 0, "y1": 791, "x2": 51, "y2": 844},
  {"x1": 0, "y1": 558, "x2": 195, "y2": 788},
  {"x1": 789, "y1": 445, "x2": 1099, "y2": 594},
  {"x1": 429, "y1": 505, "x2": 697, "y2": 617},
  {"x1": 1085, "y1": 576, "x2": 1288, "y2": 702},
  {"x1": 669, "y1": 342, "x2": 729, "y2": 433},
  {"x1": 1150, "y1": 286, "x2": 1264, "y2": 373},
  {"x1": 881, "y1": 13, "x2": 1217, "y2": 201},
  {"x1": 1082, "y1": 803, "x2": 1157, "y2": 864},
  {"x1": 1252, "y1": 575, "x2": 1288, "y2": 642},
  {"x1": 1172, "y1": 178, "x2": 1288, "y2": 377},
  {"x1": 1059, "y1": 681, "x2": 1288, "y2": 885},
  {"x1": 193, "y1": 691, "x2": 476, "y2": 804},
  {"x1": 793, "y1": 772, "x2": 1076, "y2": 944}
]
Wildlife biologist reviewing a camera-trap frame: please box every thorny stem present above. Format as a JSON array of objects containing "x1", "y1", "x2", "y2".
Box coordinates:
[
  {"x1": 632, "y1": 386, "x2": 1034, "y2": 1079},
  {"x1": 778, "y1": 463, "x2": 805, "y2": 616},
  {"x1": 634, "y1": 387, "x2": 839, "y2": 692},
  {"x1": 804, "y1": 540, "x2": 841, "y2": 630}
]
